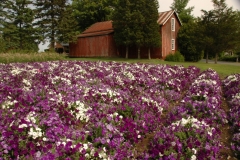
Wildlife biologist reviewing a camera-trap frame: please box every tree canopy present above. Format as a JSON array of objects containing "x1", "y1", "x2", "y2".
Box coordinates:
[
  {"x1": 171, "y1": 0, "x2": 202, "y2": 61},
  {"x1": 170, "y1": 0, "x2": 194, "y2": 24},
  {"x1": 113, "y1": 0, "x2": 160, "y2": 59},
  {"x1": 33, "y1": 0, "x2": 70, "y2": 49},
  {"x1": 72, "y1": 0, "x2": 118, "y2": 32},
  {"x1": 200, "y1": 0, "x2": 240, "y2": 63},
  {"x1": 56, "y1": 4, "x2": 80, "y2": 43},
  {"x1": 1, "y1": 0, "x2": 39, "y2": 52}
]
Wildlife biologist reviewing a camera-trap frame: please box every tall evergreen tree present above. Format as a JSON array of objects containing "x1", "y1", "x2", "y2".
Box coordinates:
[
  {"x1": 0, "y1": 1, "x2": 7, "y2": 27},
  {"x1": 112, "y1": 0, "x2": 134, "y2": 58},
  {"x1": 177, "y1": 20, "x2": 204, "y2": 61},
  {"x1": 143, "y1": 0, "x2": 161, "y2": 59},
  {"x1": 2, "y1": 0, "x2": 39, "y2": 52},
  {"x1": 0, "y1": 1, "x2": 7, "y2": 52},
  {"x1": 171, "y1": 0, "x2": 204, "y2": 61},
  {"x1": 131, "y1": 0, "x2": 145, "y2": 59},
  {"x1": 170, "y1": 0, "x2": 194, "y2": 24},
  {"x1": 57, "y1": 4, "x2": 80, "y2": 43},
  {"x1": 33, "y1": 0, "x2": 69, "y2": 49},
  {"x1": 200, "y1": 0, "x2": 240, "y2": 63},
  {"x1": 113, "y1": 0, "x2": 159, "y2": 59},
  {"x1": 72, "y1": 0, "x2": 118, "y2": 32}
]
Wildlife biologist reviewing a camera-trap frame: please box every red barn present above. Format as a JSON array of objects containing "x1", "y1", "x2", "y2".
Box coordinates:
[
  {"x1": 158, "y1": 10, "x2": 182, "y2": 58},
  {"x1": 69, "y1": 21, "x2": 117, "y2": 57},
  {"x1": 69, "y1": 10, "x2": 182, "y2": 59}
]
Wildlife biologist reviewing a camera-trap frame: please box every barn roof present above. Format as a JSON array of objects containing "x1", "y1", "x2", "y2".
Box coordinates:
[
  {"x1": 78, "y1": 10, "x2": 181, "y2": 38},
  {"x1": 54, "y1": 42, "x2": 63, "y2": 49},
  {"x1": 157, "y1": 10, "x2": 182, "y2": 26},
  {"x1": 78, "y1": 21, "x2": 113, "y2": 38}
]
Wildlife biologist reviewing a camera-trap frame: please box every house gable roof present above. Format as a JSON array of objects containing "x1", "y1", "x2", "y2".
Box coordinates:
[
  {"x1": 78, "y1": 21, "x2": 114, "y2": 38},
  {"x1": 157, "y1": 10, "x2": 182, "y2": 26},
  {"x1": 78, "y1": 10, "x2": 182, "y2": 38}
]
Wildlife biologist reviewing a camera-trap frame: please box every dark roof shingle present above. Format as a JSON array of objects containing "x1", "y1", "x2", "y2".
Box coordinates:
[
  {"x1": 157, "y1": 10, "x2": 182, "y2": 25},
  {"x1": 78, "y1": 21, "x2": 113, "y2": 38}
]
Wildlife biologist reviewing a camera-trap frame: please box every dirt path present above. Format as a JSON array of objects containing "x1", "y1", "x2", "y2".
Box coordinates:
[{"x1": 219, "y1": 97, "x2": 238, "y2": 160}]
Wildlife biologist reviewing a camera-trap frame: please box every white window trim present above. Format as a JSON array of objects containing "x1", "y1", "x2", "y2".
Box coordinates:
[
  {"x1": 171, "y1": 18, "x2": 175, "y2": 31},
  {"x1": 171, "y1": 39, "x2": 175, "y2": 50}
]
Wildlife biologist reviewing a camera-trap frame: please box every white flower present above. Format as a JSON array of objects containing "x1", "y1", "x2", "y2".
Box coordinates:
[
  {"x1": 90, "y1": 149, "x2": 95, "y2": 156},
  {"x1": 171, "y1": 142, "x2": 176, "y2": 146},
  {"x1": 83, "y1": 143, "x2": 88, "y2": 150},
  {"x1": 192, "y1": 148, "x2": 197, "y2": 154},
  {"x1": 19, "y1": 124, "x2": 28, "y2": 128},
  {"x1": 85, "y1": 153, "x2": 90, "y2": 158},
  {"x1": 191, "y1": 155, "x2": 197, "y2": 160},
  {"x1": 25, "y1": 111, "x2": 37, "y2": 123},
  {"x1": 68, "y1": 101, "x2": 91, "y2": 122},
  {"x1": 113, "y1": 112, "x2": 119, "y2": 116},
  {"x1": 137, "y1": 135, "x2": 141, "y2": 139},
  {"x1": 35, "y1": 151, "x2": 41, "y2": 158},
  {"x1": 28, "y1": 127, "x2": 43, "y2": 139}
]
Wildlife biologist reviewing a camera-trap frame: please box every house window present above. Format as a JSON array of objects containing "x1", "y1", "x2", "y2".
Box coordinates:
[
  {"x1": 171, "y1": 18, "x2": 175, "y2": 31},
  {"x1": 171, "y1": 39, "x2": 175, "y2": 50}
]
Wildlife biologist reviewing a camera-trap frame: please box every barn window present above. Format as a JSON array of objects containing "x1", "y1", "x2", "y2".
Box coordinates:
[
  {"x1": 171, "y1": 18, "x2": 175, "y2": 31},
  {"x1": 171, "y1": 39, "x2": 175, "y2": 50}
]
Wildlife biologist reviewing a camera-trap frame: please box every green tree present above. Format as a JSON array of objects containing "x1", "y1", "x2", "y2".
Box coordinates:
[
  {"x1": 112, "y1": 0, "x2": 134, "y2": 58},
  {"x1": 33, "y1": 0, "x2": 69, "y2": 49},
  {"x1": 131, "y1": 0, "x2": 145, "y2": 59},
  {"x1": 0, "y1": 1, "x2": 7, "y2": 52},
  {"x1": 170, "y1": 0, "x2": 194, "y2": 24},
  {"x1": 143, "y1": 0, "x2": 161, "y2": 59},
  {"x1": 177, "y1": 19, "x2": 204, "y2": 61},
  {"x1": 57, "y1": 4, "x2": 80, "y2": 43},
  {"x1": 2, "y1": 0, "x2": 39, "y2": 52},
  {"x1": 113, "y1": 0, "x2": 159, "y2": 59},
  {"x1": 72, "y1": 0, "x2": 118, "y2": 32},
  {"x1": 200, "y1": 0, "x2": 240, "y2": 63},
  {"x1": 171, "y1": 0, "x2": 201, "y2": 61},
  {"x1": 0, "y1": 1, "x2": 7, "y2": 27}
]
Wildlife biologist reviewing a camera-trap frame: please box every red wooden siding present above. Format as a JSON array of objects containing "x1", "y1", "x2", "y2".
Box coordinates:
[
  {"x1": 69, "y1": 21, "x2": 118, "y2": 57},
  {"x1": 159, "y1": 10, "x2": 181, "y2": 59},
  {"x1": 69, "y1": 34, "x2": 117, "y2": 57}
]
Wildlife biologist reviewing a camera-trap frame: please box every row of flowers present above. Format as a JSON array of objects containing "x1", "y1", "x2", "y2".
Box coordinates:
[
  {"x1": 0, "y1": 61, "x2": 232, "y2": 159},
  {"x1": 222, "y1": 74, "x2": 240, "y2": 158},
  {"x1": 141, "y1": 69, "x2": 226, "y2": 159}
]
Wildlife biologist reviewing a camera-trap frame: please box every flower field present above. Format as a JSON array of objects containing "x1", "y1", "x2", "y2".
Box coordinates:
[{"x1": 0, "y1": 61, "x2": 239, "y2": 159}]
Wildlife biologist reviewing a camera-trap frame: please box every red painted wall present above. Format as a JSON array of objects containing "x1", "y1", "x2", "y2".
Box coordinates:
[
  {"x1": 160, "y1": 14, "x2": 181, "y2": 59},
  {"x1": 69, "y1": 34, "x2": 118, "y2": 57}
]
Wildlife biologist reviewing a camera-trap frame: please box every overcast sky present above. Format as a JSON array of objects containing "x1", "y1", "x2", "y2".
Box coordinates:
[{"x1": 158, "y1": 0, "x2": 240, "y2": 17}]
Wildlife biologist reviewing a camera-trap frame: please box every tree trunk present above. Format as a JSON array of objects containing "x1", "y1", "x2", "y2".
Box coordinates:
[
  {"x1": 215, "y1": 53, "x2": 218, "y2": 64},
  {"x1": 206, "y1": 52, "x2": 208, "y2": 63},
  {"x1": 138, "y1": 47, "x2": 140, "y2": 59},
  {"x1": 125, "y1": 46, "x2": 129, "y2": 59},
  {"x1": 50, "y1": 4, "x2": 55, "y2": 49},
  {"x1": 148, "y1": 48, "x2": 151, "y2": 59}
]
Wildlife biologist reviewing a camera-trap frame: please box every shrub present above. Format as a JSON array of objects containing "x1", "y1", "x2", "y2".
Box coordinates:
[
  {"x1": 218, "y1": 56, "x2": 239, "y2": 62},
  {"x1": 165, "y1": 51, "x2": 185, "y2": 62}
]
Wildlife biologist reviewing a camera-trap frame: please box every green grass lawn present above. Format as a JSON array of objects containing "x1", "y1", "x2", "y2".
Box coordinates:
[
  {"x1": 1, "y1": 53, "x2": 239, "y2": 79},
  {"x1": 65, "y1": 57, "x2": 240, "y2": 79}
]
